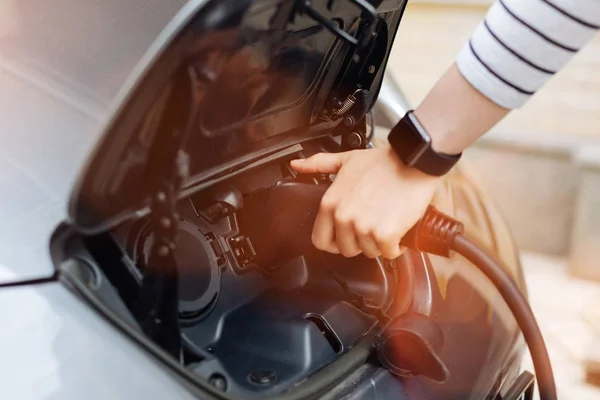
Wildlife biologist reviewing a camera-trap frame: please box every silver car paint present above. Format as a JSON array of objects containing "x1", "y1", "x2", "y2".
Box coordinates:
[
  {"x1": 0, "y1": 0, "x2": 408, "y2": 284},
  {"x1": 0, "y1": 282, "x2": 199, "y2": 399},
  {"x1": 374, "y1": 73, "x2": 411, "y2": 123},
  {"x1": 0, "y1": 0, "x2": 188, "y2": 284},
  {"x1": 0, "y1": 3, "x2": 417, "y2": 400}
]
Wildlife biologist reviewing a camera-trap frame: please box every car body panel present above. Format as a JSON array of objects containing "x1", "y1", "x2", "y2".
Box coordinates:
[
  {"x1": 0, "y1": 0, "x2": 188, "y2": 283},
  {"x1": 0, "y1": 282, "x2": 199, "y2": 400},
  {"x1": 67, "y1": 0, "x2": 408, "y2": 233}
]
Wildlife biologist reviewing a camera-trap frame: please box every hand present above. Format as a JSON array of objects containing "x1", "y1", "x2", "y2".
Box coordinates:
[{"x1": 290, "y1": 147, "x2": 441, "y2": 260}]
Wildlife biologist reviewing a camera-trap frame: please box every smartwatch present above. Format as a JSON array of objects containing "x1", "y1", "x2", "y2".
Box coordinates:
[{"x1": 387, "y1": 110, "x2": 461, "y2": 177}]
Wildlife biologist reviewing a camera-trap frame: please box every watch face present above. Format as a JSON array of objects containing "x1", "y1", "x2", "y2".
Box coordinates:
[
  {"x1": 389, "y1": 113, "x2": 431, "y2": 167},
  {"x1": 388, "y1": 112, "x2": 461, "y2": 176}
]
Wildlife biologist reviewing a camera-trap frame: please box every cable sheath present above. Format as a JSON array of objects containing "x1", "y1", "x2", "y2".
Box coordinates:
[{"x1": 452, "y1": 235, "x2": 557, "y2": 400}]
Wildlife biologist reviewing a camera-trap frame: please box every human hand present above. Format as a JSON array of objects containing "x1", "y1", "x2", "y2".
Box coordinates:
[{"x1": 290, "y1": 147, "x2": 441, "y2": 260}]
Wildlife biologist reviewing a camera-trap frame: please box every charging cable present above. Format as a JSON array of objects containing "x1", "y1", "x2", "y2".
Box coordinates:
[{"x1": 402, "y1": 206, "x2": 557, "y2": 400}]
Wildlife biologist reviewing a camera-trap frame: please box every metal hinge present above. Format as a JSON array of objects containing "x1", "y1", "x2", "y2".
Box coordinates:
[
  {"x1": 296, "y1": 0, "x2": 379, "y2": 47},
  {"x1": 132, "y1": 152, "x2": 190, "y2": 358}
]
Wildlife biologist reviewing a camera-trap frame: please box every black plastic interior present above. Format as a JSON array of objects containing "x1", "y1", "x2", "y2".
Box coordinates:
[{"x1": 66, "y1": 139, "x2": 408, "y2": 398}]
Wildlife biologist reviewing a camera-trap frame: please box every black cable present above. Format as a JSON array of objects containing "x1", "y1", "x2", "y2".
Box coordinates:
[
  {"x1": 452, "y1": 235, "x2": 556, "y2": 400},
  {"x1": 402, "y1": 206, "x2": 557, "y2": 400}
]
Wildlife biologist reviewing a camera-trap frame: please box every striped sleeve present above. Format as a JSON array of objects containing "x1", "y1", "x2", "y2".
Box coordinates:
[{"x1": 456, "y1": 0, "x2": 600, "y2": 109}]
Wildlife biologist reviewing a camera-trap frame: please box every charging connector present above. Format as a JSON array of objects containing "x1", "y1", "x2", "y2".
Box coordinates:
[
  {"x1": 403, "y1": 206, "x2": 557, "y2": 400},
  {"x1": 400, "y1": 205, "x2": 464, "y2": 258},
  {"x1": 239, "y1": 178, "x2": 556, "y2": 399}
]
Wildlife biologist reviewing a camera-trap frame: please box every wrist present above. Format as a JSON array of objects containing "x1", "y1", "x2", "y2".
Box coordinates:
[
  {"x1": 387, "y1": 111, "x2": 462, "y2": 177},
  {"x1": 412, "y1": 107, "x2": 462, "y2": 155},
  {"x1": 412, "y1": 63, "x2": 510, "y2": 155},
  {"x1": 385, "y1": 146, "x2": 440, "y2": 180}
]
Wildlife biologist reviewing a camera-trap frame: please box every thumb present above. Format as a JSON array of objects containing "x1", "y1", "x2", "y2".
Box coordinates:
[{"x1": 290, "y1": 152, "x2": 346, "y2": 174}]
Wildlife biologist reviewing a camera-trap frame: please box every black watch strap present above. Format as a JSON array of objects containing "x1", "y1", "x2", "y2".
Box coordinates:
[{"x1": 387, "y1": 111, "x2": 461, "y2": 177}]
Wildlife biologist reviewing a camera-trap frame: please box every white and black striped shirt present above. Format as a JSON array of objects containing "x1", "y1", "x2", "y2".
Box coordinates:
[{"x1": 456, "y1": 0, "x2": 600, "y2": 109}]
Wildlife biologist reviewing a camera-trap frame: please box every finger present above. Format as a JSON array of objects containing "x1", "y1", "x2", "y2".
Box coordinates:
[
  {"x1": 356, "y1": 230, "x2": 381, "y2": 259},
  {"x1": 290, "y1": 152, "x2": 346, "y2": 175},
  {"x1": 374, "y1": 229, "x2": 404, "y2": 260},
  {"x1": 380, "y1": 241, "x2": 403, "y2": 260},
  {"x1": 311, "y1": 198, "x2": 339, "y2": 254},
  {"x1": 335, "y1": 212, "x2": 361, "y2": 258}
]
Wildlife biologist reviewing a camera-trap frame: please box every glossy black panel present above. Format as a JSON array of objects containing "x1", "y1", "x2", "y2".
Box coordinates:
[
  {"x1": 187, "y1": 291, "x2": 375, "y2": 398},
  {"x1": 69, "y1": 0, "x2": 408, "y2": 233}
]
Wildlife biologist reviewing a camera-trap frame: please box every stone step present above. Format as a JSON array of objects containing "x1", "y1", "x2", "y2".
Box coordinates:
[{"x1": 519, "y1": 252, "x2": 600, "y2": 398}]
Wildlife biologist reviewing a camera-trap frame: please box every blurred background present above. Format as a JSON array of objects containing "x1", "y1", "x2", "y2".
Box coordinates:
[
  {"x1": 378, "y1": 1, "x2": 600, "y2": 398},
  {"x1": 1, "y1": 0, "x2": 599, "y2": 398}
]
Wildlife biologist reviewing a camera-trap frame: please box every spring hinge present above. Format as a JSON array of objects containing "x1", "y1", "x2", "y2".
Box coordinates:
[{"x1": 333, "y1": 89, "x2": 363, "y2": 117}]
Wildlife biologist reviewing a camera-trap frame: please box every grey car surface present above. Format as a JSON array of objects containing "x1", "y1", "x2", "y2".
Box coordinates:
[
  {"x1": 0, "y1": 0, "x2": 189, "y2": 284},
  {"x1": 1, "y1": 2, "x2": 194, "y2": 399}
]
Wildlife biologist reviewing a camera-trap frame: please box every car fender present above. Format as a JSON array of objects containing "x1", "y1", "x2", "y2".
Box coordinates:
[{"x1": 0, "y1": 282, "x2": 198, "y2": 400}]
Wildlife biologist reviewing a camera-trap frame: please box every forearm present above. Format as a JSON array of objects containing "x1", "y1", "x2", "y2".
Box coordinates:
[
  {"x1": 414, "y1": 64, "x2": 509, "y2": 155},
  {"x1": 413, "y1": 0, "x2": 600, "y2": 155}
]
